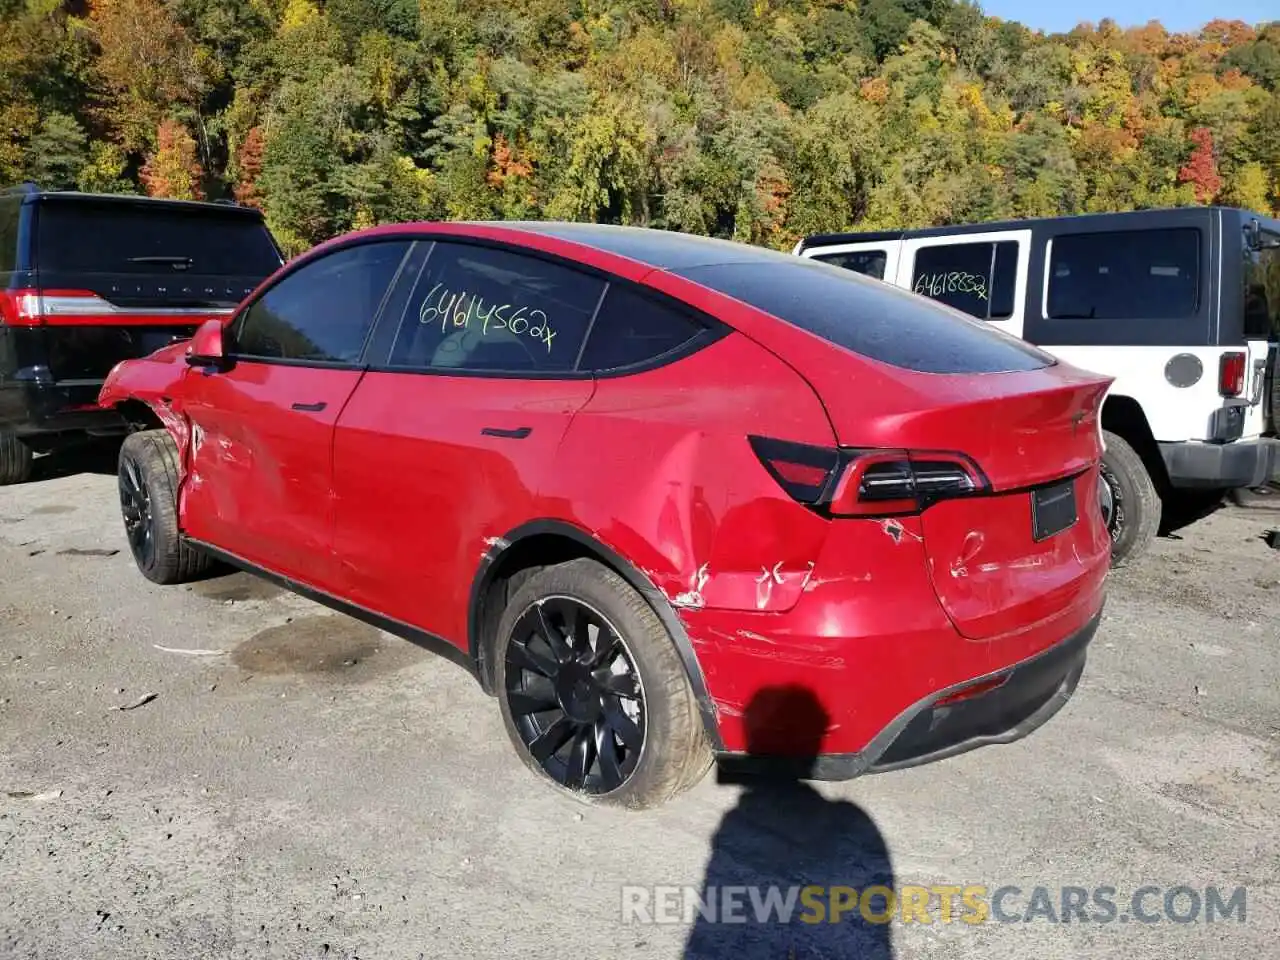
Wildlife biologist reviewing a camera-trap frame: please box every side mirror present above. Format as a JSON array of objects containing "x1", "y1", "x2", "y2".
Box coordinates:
[{"x1": 186, "y1": 318, "x2": 229, "y2": 369}]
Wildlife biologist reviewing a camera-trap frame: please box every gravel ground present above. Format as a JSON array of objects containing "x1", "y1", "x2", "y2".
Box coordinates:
[{"x1": 1, "y1": 448, "x2": 1278, "y2": 959}]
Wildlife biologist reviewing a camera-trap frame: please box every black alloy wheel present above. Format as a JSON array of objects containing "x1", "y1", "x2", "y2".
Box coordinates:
[
  {"x1": 503, "y1": 596, "x2": 646, "y2": 794},
  {"x1": 119, "y1": 453, "x2": 156, "y2": 569}
]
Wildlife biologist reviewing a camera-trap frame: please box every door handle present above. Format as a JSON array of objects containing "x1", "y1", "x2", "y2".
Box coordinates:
[
  {"x1": 291, "y1": 401, "x2": 328, "y2": 412},
  {"x1": 481, "y1": 426, "x2": 532, "y2": 439}
]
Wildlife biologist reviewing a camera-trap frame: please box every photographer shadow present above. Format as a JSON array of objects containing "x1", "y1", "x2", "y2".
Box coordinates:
[{"x1": 684, "y1": 685, "x2": 896, "y2": 959}]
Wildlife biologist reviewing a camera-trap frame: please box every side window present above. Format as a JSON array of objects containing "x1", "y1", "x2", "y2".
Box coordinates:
[
  {"x1": 910, "y1": 241, "x2": 1018, "y2": 320},
  {"x1": 811, "y1": 249, "x2": 887, "y2": 280},
  {"x1": 232, "y1": 241, "x2": 409, "y2": 363},
  {"x1": 388, "y1": 242, "x2": 604, "y2": 373},
  {"x1": 578, "y1": 284, "x2": 704, "y2": 371},
  {"x1": 1047, "y1": 228, "x2": 1200, "y2": 321},
  {"x1": 1243, "y1": 229, "x2": 1280, "y2": 340}
]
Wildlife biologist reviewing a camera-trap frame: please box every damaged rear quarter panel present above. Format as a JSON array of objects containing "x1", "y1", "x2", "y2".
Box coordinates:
[{"x1": 548, "y1": 332, "x2": 835, "y2": 616}]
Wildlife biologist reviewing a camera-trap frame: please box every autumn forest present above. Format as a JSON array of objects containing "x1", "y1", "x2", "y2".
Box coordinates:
[{"x1": 1, "y1": 0, "x2": 1279, "y2": 255}]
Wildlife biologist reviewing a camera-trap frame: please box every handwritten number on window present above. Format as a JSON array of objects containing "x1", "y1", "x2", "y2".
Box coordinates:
[
  {"x1": 913, "y1": 271, "x2": 989, "y2": 302},
  {"x1": 418, "y1": 282, "x2": 558, "y2": 353}
]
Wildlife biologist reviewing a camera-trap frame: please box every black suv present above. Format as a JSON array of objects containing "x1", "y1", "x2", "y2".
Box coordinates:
[{"x1": 0, "y1": 185, "x2": 283, "y2": 483}]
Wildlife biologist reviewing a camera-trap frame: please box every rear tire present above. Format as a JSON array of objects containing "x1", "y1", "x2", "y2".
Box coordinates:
[
  {"x1": 0, "y1": 432, "x2": 33, "y2": 485},
  {"x1": 1100, "y1": 430, "x2": 1161, "y2": 568},
  {"x1": 118, "y1": 429, "x2": 213, "y2": 585},
  {"x1": 495, "y1": 558, "x2": 712, "y2": 809}
]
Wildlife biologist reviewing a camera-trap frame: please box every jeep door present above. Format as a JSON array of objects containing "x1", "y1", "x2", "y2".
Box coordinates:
[{"x1": 178, "y1": 240, "x2": 412, "y2": 586}]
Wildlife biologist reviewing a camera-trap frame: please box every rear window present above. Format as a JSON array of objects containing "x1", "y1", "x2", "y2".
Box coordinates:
[
  {"x1": 1047, "y1": 228, "x2": 1200, "y2": 320},
  {"x1": 35, "y1": 200, "x2": 281, "y2": 276},
  {"x1": 677, "y1": 259, "x2": 1053, "y2": 374}
]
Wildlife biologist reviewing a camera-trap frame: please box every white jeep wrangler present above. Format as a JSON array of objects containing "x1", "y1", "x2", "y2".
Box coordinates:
[{"x1": 795, "y1": 207, "x2": 1280, "y2": 566}]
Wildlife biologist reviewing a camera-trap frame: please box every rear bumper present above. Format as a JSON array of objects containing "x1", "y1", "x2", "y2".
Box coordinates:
[
  {"x1": 715, "y1": 610, "x2": 1100, "y2": 781},
  {"x1": 1159, "y1": 437, "x2": 1280, "y2": 489},
  {"x1": 0, "y1": 380, "x2": 124, "y2": 438}
]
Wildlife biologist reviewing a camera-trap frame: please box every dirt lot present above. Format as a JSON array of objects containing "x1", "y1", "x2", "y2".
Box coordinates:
[{"x1": 2, "y1": 448, "x2": 1278, "y2": 959}]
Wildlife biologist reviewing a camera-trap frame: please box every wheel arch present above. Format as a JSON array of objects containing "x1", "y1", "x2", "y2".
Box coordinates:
[
  {"x1": 467, "y1": 519, "x2": 724, "y2": 751},
  {"x1": 114, "y1": 398, "x2": 166, "y2": 433},
  {"x1": 1101, "y1": 393, "x2": 1169, "y2": 492}
]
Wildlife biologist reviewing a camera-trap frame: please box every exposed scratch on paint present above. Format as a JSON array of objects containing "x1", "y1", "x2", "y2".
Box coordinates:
[
  {"x1": 756, "y1": 562, "x2": 785, "y2": 586},
  {"x1": 1008, "y1": 555, "x2": 1049, "y2": 570},
  {"x1": 737, "y1": 629, "x2": 775, "y2": 644},
  {"x1": 713, "y1": 699, "x2": 745, "y2": 719},
  {"x1": 754, "y1": 562, "x2": 783, "y2": 609},
  {"x1": 977, "y1": 562, "x2": 1002, "y2": 573},
  {"x1": 797, "y1": 560, "x2": 816, "y2": 593},
  {"x1": 672, "y1": 562, "x2": 710, "y2": 609},
  {"x1": 482, "y1": 536, "x2": 510, "y2": 550},
  {"x1": 950, "y1": 530, "x2": 985, "y2": 579},
  {"x1": 804, "y1": 572, "x2": 871, "y2": 592},
  {"x1": 880, "y1": 518, "x2": 922, "y2": 544}
]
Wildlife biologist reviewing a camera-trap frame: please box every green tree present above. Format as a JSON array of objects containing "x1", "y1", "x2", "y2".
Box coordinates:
[{"x1": 26, "y1": 112, "x2": 88, "y2": 188}]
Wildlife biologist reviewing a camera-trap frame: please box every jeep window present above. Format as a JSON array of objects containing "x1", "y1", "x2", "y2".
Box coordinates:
[
  {"x1": 677, "y1": 258, "x2": 1053, "y2": 374},
  {"x1": 810, "y1": 249, "x2": 888, "y2": 280},
  {"x1": 1048, "y1": 228, "x2": 1200, "y2": 320},
  {"x1": 910, "y1": 241, "x2": 1018, "y2": 321},
  {"x1": 1243, "y1": 228, "x2": 1280, "y2": 341},
  {"x1": 578, "y1": 284, "x2": 704, "y2": 371},
  {"x1": 232, "y1": 241, "x2": 410, "y2": 364},
  {"x1": 388, "y1": 242, "x2": 604, "y2": 374},
  {"x1": 35, "y1": 200, "x2": 281, "y2": 277}
]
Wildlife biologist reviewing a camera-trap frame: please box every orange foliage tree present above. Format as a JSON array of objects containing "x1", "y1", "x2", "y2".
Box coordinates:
[
  {"x1": 1178, "y1": 126, "x2": 1222, "y2": 204},
  {"x1": 139, "y1": 120, "x2": 204, "y2": 200},
  {"x1": 233, "y1": 127, "x2": 266, "y2": 208}
]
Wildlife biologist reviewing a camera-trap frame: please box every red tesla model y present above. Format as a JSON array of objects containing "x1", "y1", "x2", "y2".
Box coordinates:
[{"x1": 100, "y1": 221, "x2": 1111, "y2": 808}]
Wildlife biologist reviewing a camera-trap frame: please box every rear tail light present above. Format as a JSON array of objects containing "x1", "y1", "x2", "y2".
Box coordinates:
[
  {"x1": 0, "y1": 289, "x2": 235, "y2": 327},
  {"x1": 749, "y1": 435, "x2": 989, "y2": 517},
  {"x1": 0, "y1": 289, "x2": 44, "y2": 326},
  {"x1": 1219, "y1": 351, "x2": 1246, "y2": 397},
  {"x1": 747, "y1": 436, "x2": 839, "y2": 504}
]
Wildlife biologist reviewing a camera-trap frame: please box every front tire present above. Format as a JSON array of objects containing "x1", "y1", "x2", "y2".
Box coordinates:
[
  {"x1": 1100, "y1": 430, "x2": 1161, "y2": 568},
  {"x1": 0, "y1": 432, "x2": 33, "y2": 485},
  {"x1": 495, "y1": 558, "x2": 712, "y2": 809},
  {"x1": 118, "y1": 429, "x2": 213, "y2": 585}
]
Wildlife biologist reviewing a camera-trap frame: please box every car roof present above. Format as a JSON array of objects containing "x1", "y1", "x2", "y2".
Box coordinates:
[{"x1": 477, "y1": 221, "x2": 804, "y2": 272}]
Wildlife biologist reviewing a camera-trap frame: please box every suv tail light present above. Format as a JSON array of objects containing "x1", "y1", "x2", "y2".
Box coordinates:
[
  {"x1": 0, "y1": 288, "x2": 234, "y2": 327},
  {"x1": 749, "y1": 435, "x2": 989, "y2": 517},
  {"x1": 0, "y1": 289, "x2": 44, "y2": 326},
  {"x1": 1219, "y1": 351, "x2": 1246, "y2": 397}
]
